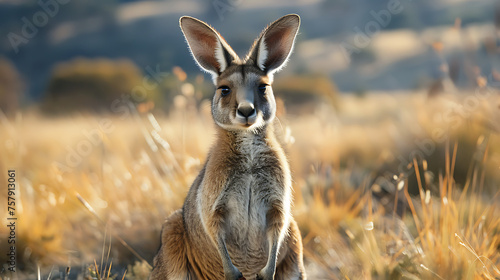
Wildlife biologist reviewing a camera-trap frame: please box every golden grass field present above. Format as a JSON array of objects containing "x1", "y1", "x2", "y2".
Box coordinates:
[{"x1": 0, "y1": 89, "x2": 499, "y2": 279}]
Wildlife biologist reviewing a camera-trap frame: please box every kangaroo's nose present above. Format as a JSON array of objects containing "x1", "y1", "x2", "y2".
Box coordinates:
[{"x1": 237, "y1": 103, "x2": 256, "y2": 118}]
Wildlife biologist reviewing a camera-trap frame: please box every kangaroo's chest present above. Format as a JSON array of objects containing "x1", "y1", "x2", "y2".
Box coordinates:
[
  {"x1": 224, "y1": 169, "x2": 275, "y2": 274},
  {"x1": 223, "y1": 142, "x2": 283, "y2": 265},
  {"x1": 225, "y1": 171, "x2": 271, "y2": 232},
  {"x1": 225, "y1": 148, "x2": 281, "y2": 229}
]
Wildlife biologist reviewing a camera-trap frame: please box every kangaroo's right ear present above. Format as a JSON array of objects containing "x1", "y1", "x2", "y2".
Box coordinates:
[
  {"x1": 247, "y1": 14, "x2": 300, "y2": 78},
  {"x1": 180, "y1": 16, "x2": 239, "y2": 81}
]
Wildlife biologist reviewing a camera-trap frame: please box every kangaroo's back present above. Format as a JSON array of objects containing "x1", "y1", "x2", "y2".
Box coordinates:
[{"x1": 151, "y1": 14, "x2": 306, "y2": 280}]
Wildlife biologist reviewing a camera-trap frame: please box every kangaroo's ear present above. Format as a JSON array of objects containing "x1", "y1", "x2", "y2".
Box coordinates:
[
  {"x1": 248, "y1": 14, "x2": 300, "y2": 76},
  {"x1": 180, "y1": 16, "x2": 239, "y2": 81}
]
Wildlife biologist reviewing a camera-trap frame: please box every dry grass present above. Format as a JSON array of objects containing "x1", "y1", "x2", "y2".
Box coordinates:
[{"x1": 0, "y1": 90, "x2": 499, "y2": 279}]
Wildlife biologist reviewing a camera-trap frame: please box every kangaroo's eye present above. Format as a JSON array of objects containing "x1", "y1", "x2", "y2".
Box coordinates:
[
  {"x1": 219, "y1": 86, "x2": 231, "y2": 97},
  {"x1": 258, "y1": 84, "x2": 268, "y2": 94}
]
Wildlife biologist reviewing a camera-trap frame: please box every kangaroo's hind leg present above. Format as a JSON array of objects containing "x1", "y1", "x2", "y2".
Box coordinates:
[
  {"x1": 150, "y1": 209, "x2": 192, "y2": 280},
  {"x1": 274, "y1": 219, "x2": 307, "y2": 280}
]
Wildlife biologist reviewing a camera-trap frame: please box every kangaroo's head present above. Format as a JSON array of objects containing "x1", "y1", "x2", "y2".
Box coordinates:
[{"x1": 180, "y1": 14, "x2": 300, "y2": 132}]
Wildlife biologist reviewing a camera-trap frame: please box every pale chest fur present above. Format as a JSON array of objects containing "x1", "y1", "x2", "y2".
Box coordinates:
[{"x1": 200, "y1": 132, "x2": 292, "y2": 275}]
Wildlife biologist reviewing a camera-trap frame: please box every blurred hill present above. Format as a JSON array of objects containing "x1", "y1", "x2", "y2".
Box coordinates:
[
  {"x1": 41, "y1": 57, "x2": 161, "y2": 114},
  {"x1": 0, "y1": 0, "x2": 497, "y2": 104}
]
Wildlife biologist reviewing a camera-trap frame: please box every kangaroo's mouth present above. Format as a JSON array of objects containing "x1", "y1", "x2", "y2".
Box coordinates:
[
  {"x1": 233, "y1": 111, "x2": 261, "y2": 130},
  {"x1": 238, "y1": 117, "x2": 258, "y2": 127}
]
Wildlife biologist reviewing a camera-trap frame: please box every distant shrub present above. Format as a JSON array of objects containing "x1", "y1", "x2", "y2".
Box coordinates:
[
  {"x1": 0, "y1": 57, "x2": 23, "y2": 117},
  {"x1": 273, "y1": 74, "x2": 338, "y2": 110},
  {"x1": 42, "y1": 58, "x2": 159, "y2": 114}
]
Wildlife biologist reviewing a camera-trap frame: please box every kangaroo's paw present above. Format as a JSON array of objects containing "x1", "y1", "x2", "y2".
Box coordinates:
[
  {"x1": 226, "y1": 270, "x2": 246, "y2": 280},
  {"x1": 256, "y1": 273, "x2": 273, "y2": 280},
  {"x1": 236, "y1": 272, "x2": 246, "y2": 280},
  {"x1": 237, "y1": 271, "x2": 246, "y2": 280}
]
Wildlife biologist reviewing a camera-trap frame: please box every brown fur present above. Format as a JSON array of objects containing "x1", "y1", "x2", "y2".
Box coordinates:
[{"x1": 150, "y1": 14, "x2": 305, "y2": 280}]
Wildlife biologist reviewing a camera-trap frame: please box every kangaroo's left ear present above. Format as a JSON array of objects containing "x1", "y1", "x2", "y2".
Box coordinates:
[
  {"x1": 180, "y1": 16, "x2": 239, "y2": 82},
  {"x1": 247, "y1": 14, "x2": 300, "y2": 77}
]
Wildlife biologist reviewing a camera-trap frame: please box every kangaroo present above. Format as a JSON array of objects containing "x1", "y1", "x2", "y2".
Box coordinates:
[{"x1": 150, "y1": 14, "x2": 306, "y2": 280}]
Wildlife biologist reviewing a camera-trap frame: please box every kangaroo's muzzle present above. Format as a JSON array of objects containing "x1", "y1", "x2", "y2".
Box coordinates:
[{"x1": 236, "y1": 102, "x2": 257, "y2": 126}]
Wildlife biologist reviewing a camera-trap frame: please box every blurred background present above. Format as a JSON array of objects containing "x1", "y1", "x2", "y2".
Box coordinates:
[
  {"x1": 0, "y1": 0, "x2": 499, "y2": 279},
  {"x1": 0, "y1": 0, "x2": 498, "y2": 109}
]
